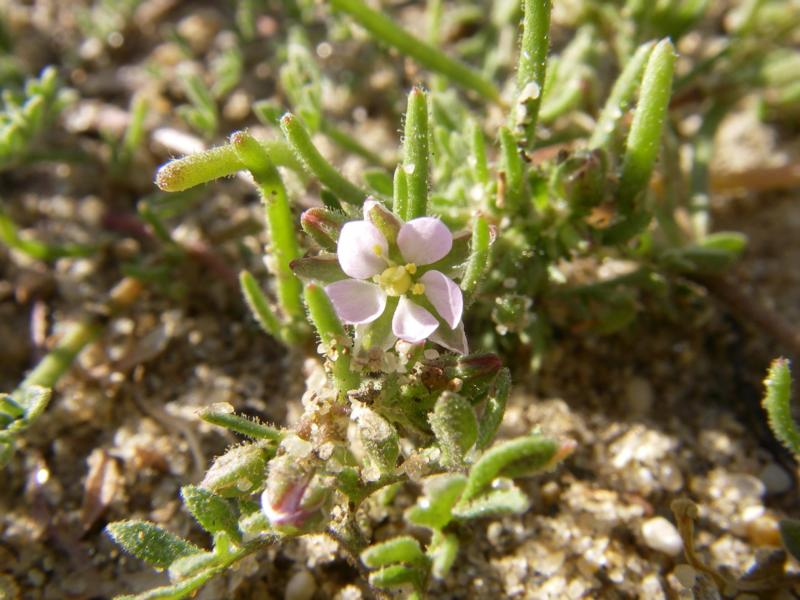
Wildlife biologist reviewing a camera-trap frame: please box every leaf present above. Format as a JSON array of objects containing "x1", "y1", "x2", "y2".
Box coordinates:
[
  {"x1": 461, "y1": 434, "x2": 560, "y2": 502},
  {"x1": 429, "y1": 392, "x2": 478, "y2": 468},
  {"x1": 361, "y1": 536, "x2": 426, "y2": 568},
  {"x1": 405, "y1": 474, "x2": 467, "y2": 531},
  {"x1": 106, "y1": 520, "x2": 201, "y2": 569},
  {"x1": 762, "y1": 358, "x2": 799, "y2": 456},
  {"x1": 429, "y1": 532, "x2": 459, "y2": 579},
  {"x1": 181, "y1": 485, "x2": 241, "y2": 542},
  {"x1": 199, "y1": 406, "x2": 282, "y2": 442},
  {"x1": 452, "y1": 483, "x2": 530, "y2": 520},
  {"x1": 368, "y1": 564, "x2": 424, "y2": 591},
  {"x1": 780, "y1": 519, "x2": 800, "y2": 562},
  {"x1": 168, "y1": 551, "x2": 218, "y2": 581},
  {"x1": 476, "y1": 368, "x2": 510, "y2": 450}
]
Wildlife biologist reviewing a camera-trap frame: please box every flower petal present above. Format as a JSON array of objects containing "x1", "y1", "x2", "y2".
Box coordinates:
[
  {"x1": 420, "y1": 270, "x2": 463, "y2": 329},
  {"x1": 429, "y1": 322, "x2": 469, "y2": 355},
  {"x1": 325, "y1": 280, "x2": 387, "y2": 325},
  {"x1": 337, "y1": 220, "x2": 388, "y2": 278},
  {"x1": 397, "y1": 217, "x2": 453, "y2": 265},
  {"x1": 392, "y1": 296, "x2": 438, "y2": 343}
]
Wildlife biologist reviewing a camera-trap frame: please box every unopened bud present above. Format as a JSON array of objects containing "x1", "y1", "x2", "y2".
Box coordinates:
[
  {"x1": 301, "y1": 207, "x2": 346, "y2": 251},
  {"x1": 261, "y1": 455, "x2": 331, "y2": 534},
  {"x1": 364, "y1": 198, "x2": 402, "y2": 244}
]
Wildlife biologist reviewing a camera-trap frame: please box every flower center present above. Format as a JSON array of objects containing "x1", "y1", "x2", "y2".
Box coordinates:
[{"x1": 374, "y1": 264, "x2": 424, "y2": 297}]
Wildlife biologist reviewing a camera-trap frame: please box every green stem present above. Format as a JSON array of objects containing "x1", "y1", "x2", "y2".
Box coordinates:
[
  {"x1": 304, "y1": 284, "x2": 359, "y2": 394},
  {"x1": 231, "y1": 132, "x2": 305, "y2": 330},
  {"x1": 512, "y1": 0, "x2": 552, "y2": 146},
  {"x1": 329, "y1": 0, "x2": 501, "y2": 103},
  {"x1": 239, "y1": 270, "x2": 283, "y2": 340},
  {"x1": 155, "y1": 140, "x2": 303, "y2": 192},
  {"x1": 280, "y1": 113, "x2": 368, "y2": 206}
]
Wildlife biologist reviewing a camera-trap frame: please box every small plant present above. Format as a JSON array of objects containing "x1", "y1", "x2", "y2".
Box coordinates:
[
  {"x1": 97, "y1": 0, "x2": 800, "y2": 595},
  {"x1": 2, "y1": 0, "x2": 796, "y2": 597},
  {"x1": 0, "y1": 66, "x2": 75, "y2": 171}
]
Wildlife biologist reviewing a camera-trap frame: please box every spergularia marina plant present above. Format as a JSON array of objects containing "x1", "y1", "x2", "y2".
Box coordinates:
[{"x1": 1, "y1": 0, "x2": 792, "y2": 598}]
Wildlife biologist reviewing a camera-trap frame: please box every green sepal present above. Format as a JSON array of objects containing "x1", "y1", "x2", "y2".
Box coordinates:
[
  {"x1": 200, "y1": 443, "x2": 271, "y2": 497},
  {"x1": 106, "y1": 520, "x2": 202, "y2": 569},
  {"x1": 180, "y1": 485, "x2": 241, "y2": 543},
  {"x1": 364, "y1": 199, "x2": 402, "y2": 244},
  {"x1": 290, "y1": 256, "x2": 347, "y2": 283}
]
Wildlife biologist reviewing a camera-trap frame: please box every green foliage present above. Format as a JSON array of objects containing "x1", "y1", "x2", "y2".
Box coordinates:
[
  {"x1": 0, "y1": 66, "x2": 75, "y2": 170},
  {"x1": 181, "y1": 486, "x2": 241, "y2": 542},
  {"x1": 762, "y1": 358, "x2": 798, "y2": 456},
  {"x1": 106, "y1": 521, "x2": 201, "y2": 569},
  {"x1": 101, "y1": 1, "x2": 799, "y2": 598}
]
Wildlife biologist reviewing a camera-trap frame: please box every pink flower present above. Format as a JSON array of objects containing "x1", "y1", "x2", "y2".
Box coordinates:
[{"x1": 324, "y1": 201, "x2": 468, "y2": 354}]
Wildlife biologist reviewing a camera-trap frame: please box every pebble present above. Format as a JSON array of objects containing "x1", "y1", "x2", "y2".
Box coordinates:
[
  {"x1": 639, "y1": 573, "x2": 666, "y2": 599},
  {"x1": 759, "y1": 463, "x2": 793, "y2": 495},
  {"x1": 641, "y1": 517, "x2": 683, "y2": 556},
  {"x1": 746, "y1": 514, "x2": 781, "y2": 547},
  {"x1": 285, "y1": 570, "x2": 316, "y2": 600},
  {"x1": 673, "y1": 564, "x2": 696, "y2": 588},
  {"x1": 625, "y1": 376, "x2": 654, "y2": 414}
]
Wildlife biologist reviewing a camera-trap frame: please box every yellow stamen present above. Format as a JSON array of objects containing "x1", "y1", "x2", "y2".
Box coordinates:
[
  {"x1": 405, "y1": 263, "x2": 417, "y2": 274},
  {"x1": 376, "y1": 265, "x2": 412, "y2": 296},
  {"x1": 411, "y1": 283, "x2": 425, "y2": 295},
  {"x1": 373, "y1": 244, "x2": 383, "y2": 257}
]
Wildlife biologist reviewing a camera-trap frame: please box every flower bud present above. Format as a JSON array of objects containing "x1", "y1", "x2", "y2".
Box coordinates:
[
  {"x1": 261, "y1": 455, "x2": 331, "y2": 534},
  {"x1": 300, "y1": 207, "x2": 347, "y2": 251},
  {"x1": 363, "y1": 198, "x2": 402, "y2": 244}
]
